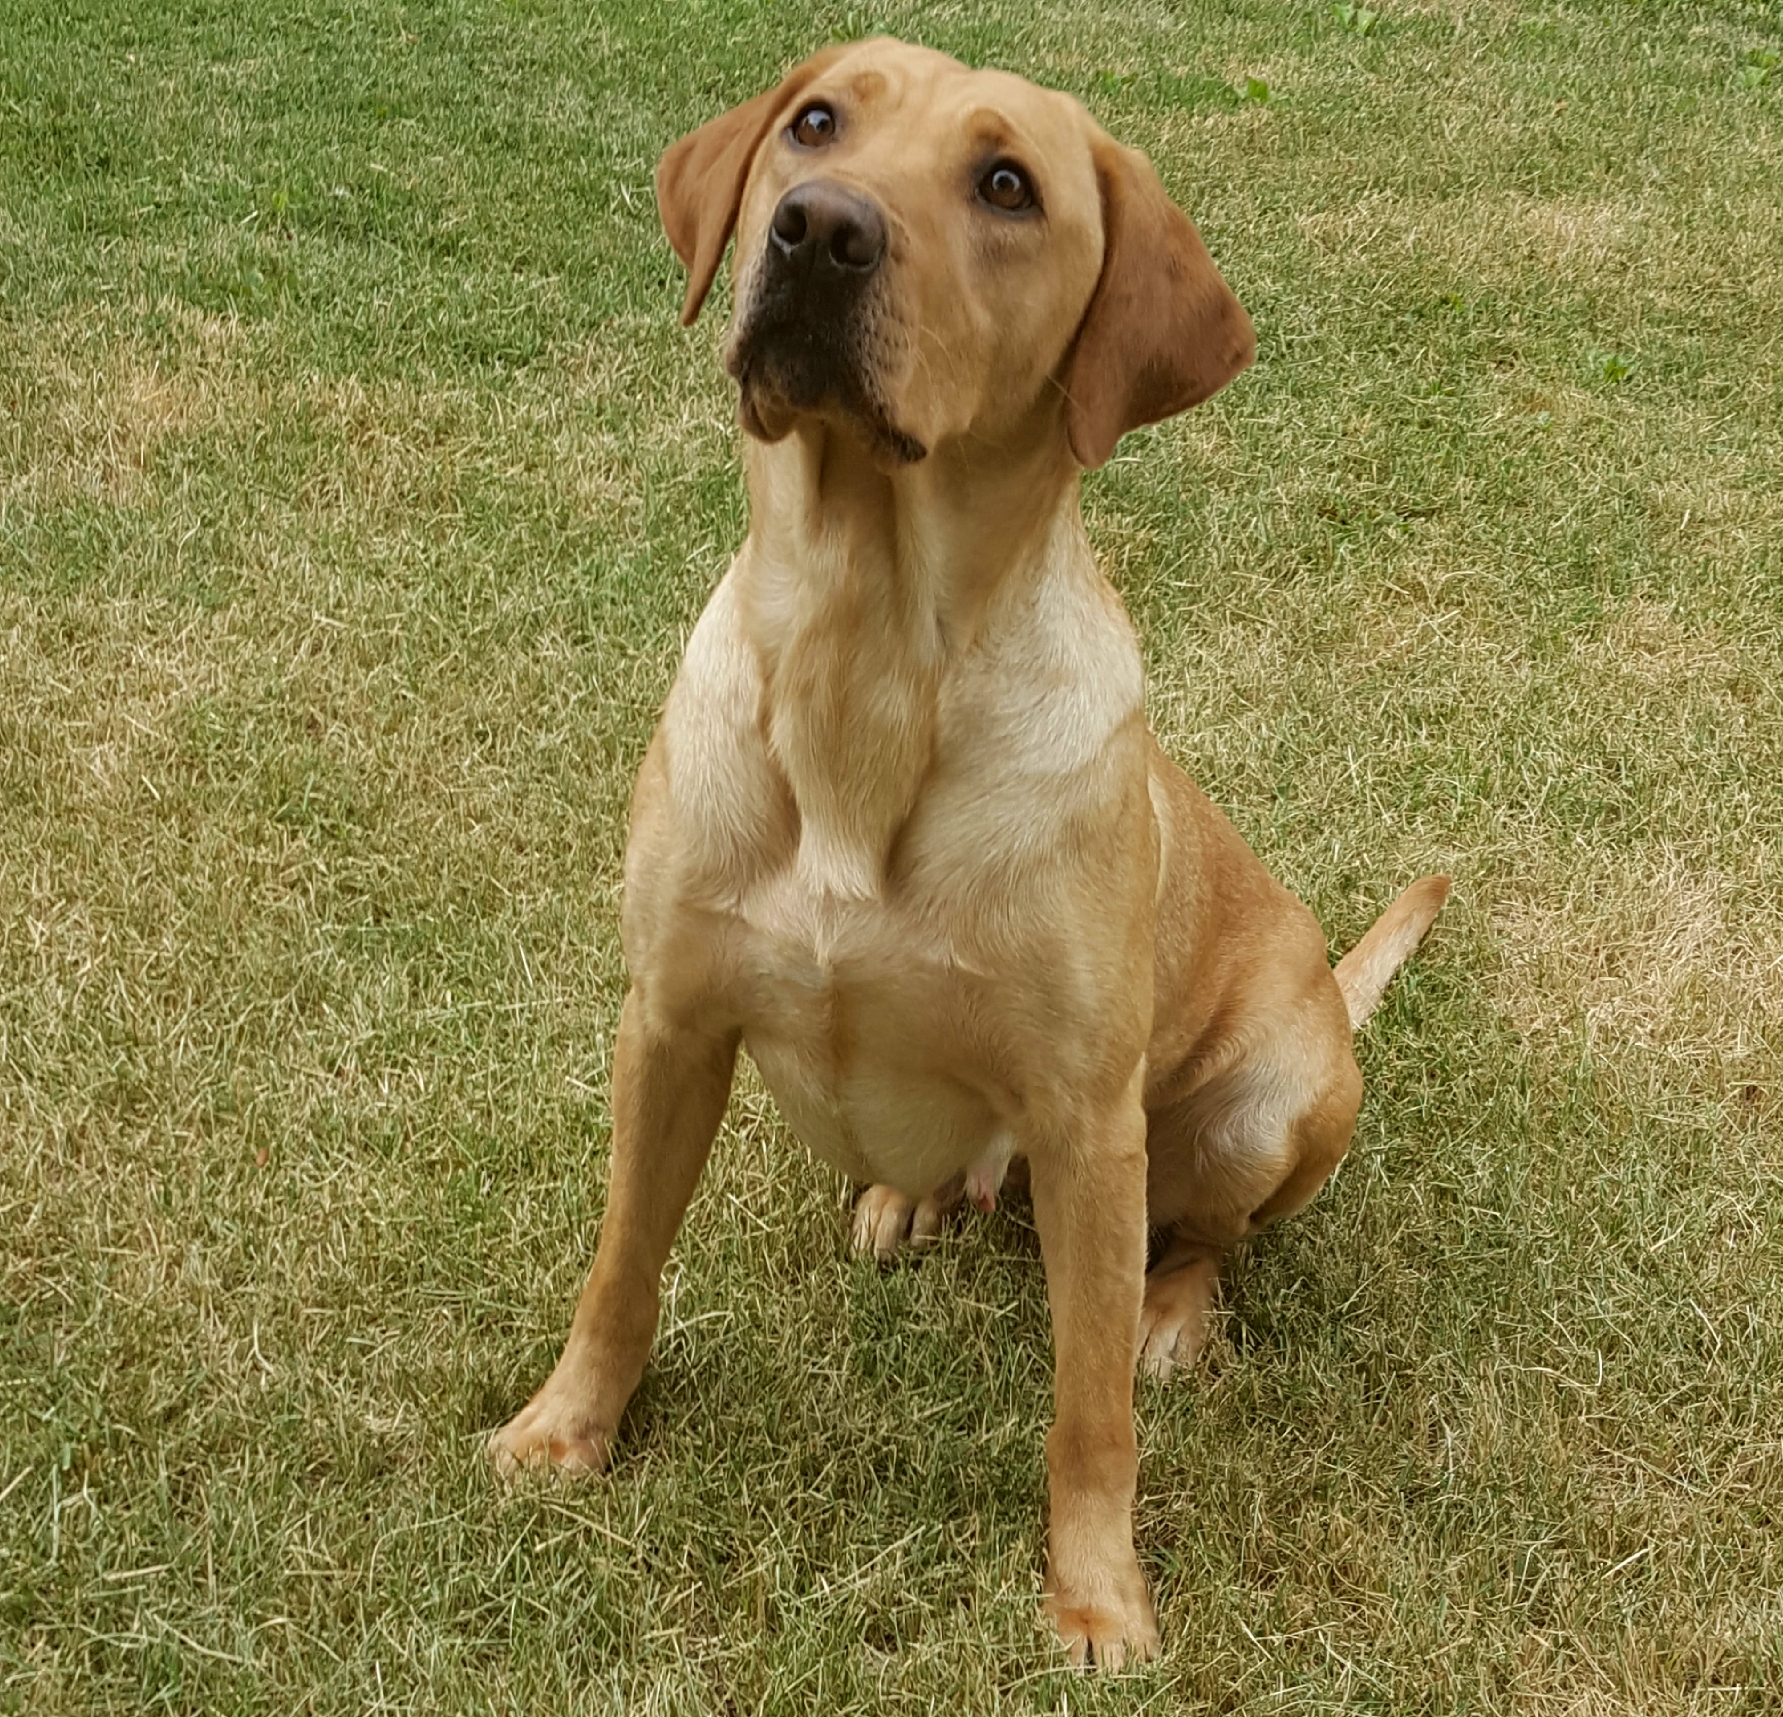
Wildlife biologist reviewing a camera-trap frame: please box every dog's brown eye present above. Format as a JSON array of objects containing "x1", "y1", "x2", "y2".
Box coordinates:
[
  {"x1": 790, "y1": 104, "x2": 837, "y2": 148},
  {"x1": 979, "y1": 162, "x2": 1035, "y2": 212}
]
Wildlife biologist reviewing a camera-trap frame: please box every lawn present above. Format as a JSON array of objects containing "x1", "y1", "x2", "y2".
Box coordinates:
[{"x1": 3, "y1": 0, "x2": 1781, "y2": 1710}]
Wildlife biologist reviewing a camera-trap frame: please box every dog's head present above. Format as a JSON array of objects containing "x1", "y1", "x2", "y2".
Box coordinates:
[{"x1": 656, "y1": 39, "x2": 1253, "y2": 470}]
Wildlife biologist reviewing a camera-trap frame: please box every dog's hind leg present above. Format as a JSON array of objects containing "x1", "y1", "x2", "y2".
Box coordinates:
[
  {"x1": 1138, "y1": 875, "x2": 1448, "y2": 1377},
  {"x1": 1139, "y1": 1041, "x2": 1361, "y2": 1379},
  {"x1": 1137, "y1": 1239, "x2": 1221, "y2": 1379}
]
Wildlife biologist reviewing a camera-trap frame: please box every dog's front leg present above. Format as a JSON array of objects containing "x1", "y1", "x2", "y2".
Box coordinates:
[
  {"x1": 1028, "y1": 1072, "x2": 1159, "y2": 1670},
  {"x1": 490, "y1": 985, "x2": 737, "y2": 1477}
]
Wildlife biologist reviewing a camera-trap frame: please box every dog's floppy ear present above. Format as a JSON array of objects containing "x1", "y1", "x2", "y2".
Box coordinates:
[
  {"x1": 1062, "y1": 137, "x2": 1255, "y2": 469},
  {"x1": 656, "y1": 46, "x2": 850, "y2": 327}
]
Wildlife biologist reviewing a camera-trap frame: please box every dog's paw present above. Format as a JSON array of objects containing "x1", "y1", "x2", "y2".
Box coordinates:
[
  {"x1": 487, "y1": 1388, "x2": 613, "y2": 1481},
  {"x1": 849, "y1": 1177, "x2": 962, "y2": 1261},
  {"x1": 850, "y1": 1184, "x2": 916, "y2": 1260},
  {"x1": 1137, "y1": 1255, "x2": 1219, "y2": 1379},
  {"x1": 1045, "y1": 1561, "x2": 1160, "y2": 1671}
]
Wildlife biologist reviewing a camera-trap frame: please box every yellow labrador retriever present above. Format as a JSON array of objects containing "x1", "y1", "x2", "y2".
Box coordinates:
[{"x1": 491, "y1": 38, "x2": 1448, "y2": 1668}]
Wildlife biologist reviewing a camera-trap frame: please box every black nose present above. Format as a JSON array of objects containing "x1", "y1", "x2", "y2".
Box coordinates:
[{"x1": 768, "y1": 181, "x2": 886, "y2": 278}]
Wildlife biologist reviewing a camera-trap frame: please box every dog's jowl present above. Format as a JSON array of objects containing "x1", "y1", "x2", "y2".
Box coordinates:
[{"x1": 490, "y1": 39, "x2": 1447, "y2": 1669}]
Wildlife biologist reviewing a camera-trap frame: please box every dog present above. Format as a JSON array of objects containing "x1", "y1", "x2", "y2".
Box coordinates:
[{"x1": 490, "y1": 38, "x2": 1448, "y2": 1668}]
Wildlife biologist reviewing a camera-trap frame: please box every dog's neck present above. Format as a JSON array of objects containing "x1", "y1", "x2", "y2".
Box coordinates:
[
  {"x1": 741, "y1": 418, "x2": 1082, "y2": 640},
  {"x1": 733, "y1": 415, "x2": 1086, "y2": 898}
]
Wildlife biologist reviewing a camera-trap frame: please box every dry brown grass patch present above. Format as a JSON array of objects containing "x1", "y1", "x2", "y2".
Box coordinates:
[
  {"x1": 2, "y1": 308, "x2": 252, "y2": 510},
  {"x1": 1493, "y1": 853, "x2": 1783, "y2": 1091}
]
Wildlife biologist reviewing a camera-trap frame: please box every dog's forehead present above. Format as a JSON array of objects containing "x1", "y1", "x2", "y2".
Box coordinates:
[{"x1": 807, "y1": 40, "x2": 1095, "y2": 178}]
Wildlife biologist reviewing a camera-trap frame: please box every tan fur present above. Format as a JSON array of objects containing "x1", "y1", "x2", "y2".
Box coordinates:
[
  {"x1": 1335, "y1": 874, "x2": 1453, "y2": 1028},
  {"x1": 489, "y1": 40, "x2": 1447, "y2": 1669}
]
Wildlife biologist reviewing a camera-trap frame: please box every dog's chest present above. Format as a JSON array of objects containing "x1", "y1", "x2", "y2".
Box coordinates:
[
  {"x1": 656, "y1": 555, "x2": 1145, "y2": 1193},
  {"x1": 731, "y1": 873, "x2": 996, "y2": 1193}
]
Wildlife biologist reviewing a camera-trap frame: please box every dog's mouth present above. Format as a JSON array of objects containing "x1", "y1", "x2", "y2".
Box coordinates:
[{"x1": 726, "y1": 262, "x2": 928, "y2": 466}]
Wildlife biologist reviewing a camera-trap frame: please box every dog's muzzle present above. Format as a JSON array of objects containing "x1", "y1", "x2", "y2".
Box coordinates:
[{"x1": 728, "y1": 180, "x2": 924, "y2": 462}]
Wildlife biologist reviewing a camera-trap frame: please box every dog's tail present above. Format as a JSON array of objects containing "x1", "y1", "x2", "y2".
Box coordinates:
[{"x1": 1333, "y1": 875, "x2": 1451, "y2": 1030}]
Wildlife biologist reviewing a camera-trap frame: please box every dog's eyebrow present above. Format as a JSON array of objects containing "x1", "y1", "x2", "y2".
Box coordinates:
[{"x1": 962, "y1": 108, "x2": 1035, "y2": 157}]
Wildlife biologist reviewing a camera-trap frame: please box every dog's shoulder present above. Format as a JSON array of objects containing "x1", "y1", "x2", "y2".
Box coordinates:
[{"x1": 640, "y1": 564, "x2": 796, "y2": 886}]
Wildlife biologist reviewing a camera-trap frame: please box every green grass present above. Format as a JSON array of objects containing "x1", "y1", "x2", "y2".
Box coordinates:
[{"x1": 3, "y1": 0, "x2": 1781, "y2": 1710}]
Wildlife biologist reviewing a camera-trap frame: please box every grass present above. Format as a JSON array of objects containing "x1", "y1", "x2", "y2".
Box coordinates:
[{"x1": 2, "y1": 0, "x2": 1781, "y2": 1709}]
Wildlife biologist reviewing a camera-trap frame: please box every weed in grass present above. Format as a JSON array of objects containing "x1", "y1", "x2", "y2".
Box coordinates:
[{"x1": 1332, "y1": 4, "x2": 1382, "y2": 38}]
